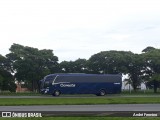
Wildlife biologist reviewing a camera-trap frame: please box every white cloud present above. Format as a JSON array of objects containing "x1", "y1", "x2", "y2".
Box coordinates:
[{"x1": 0, "y1": 0, "x2": 160, "y2": 61}]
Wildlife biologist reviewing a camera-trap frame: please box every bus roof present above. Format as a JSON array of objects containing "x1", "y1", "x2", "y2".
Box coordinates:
[{"x1": 45, "y1": 73, "x2": 121, "y2": 77}]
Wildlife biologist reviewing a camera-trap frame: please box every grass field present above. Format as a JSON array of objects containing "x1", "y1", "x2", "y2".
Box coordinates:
[
  {"x1": 0, "y1": 97, "x2": 160, "y2": 105},
  {"x1": 121, "y1": 90, "x2": 160, "y2": 95},
  {"x1": 0, "y1": 89, "x2": 160, "y2": 96},
  {"x1": 0, "y1": 117, "x2": 159, "y2": 120},
  {"x1": 0, "y1": 92, "x2": 40, "y2": 96}
]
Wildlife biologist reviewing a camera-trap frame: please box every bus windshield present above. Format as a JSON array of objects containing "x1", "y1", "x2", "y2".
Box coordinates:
[{"x1": 43, "y1": 75, "x2": 56, "y2": 88}]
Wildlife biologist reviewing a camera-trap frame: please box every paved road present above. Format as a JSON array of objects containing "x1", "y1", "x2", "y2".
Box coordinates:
[
  {"x1": 1, "y1": 104, "x2": 160, "y2": 117},
  {"x1": 0, "y1": 104, "x2": 160, "y2": 111},
  {"x1": 1, "y1": 95, "x2": 160, "y2": 98}
]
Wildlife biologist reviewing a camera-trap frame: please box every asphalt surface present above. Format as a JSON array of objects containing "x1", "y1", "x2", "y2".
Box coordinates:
[{"x1": 0, "y1": 104, "x2": 160, "y2": 111}]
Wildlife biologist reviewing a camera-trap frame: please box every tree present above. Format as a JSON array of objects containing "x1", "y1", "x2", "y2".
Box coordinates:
[
  {"x1": 124, "y1": 78, "x2": 132, "y2": 93},
  {"x1": 59, "y1": 59, "x2": 88, "y2": 73},
  {"x1": 142, "y1": 48, "x2": 160, "y2": 93},
  {"x1": 6, "y1": 43, "x2": 59, "y2": 92},
  {"x1": 88, "y1": 51, "x2": 143, "y2": 91},
  {"x1": 0, "y1": 54, "x2": 16, "y2": 92},
  {"x1": 126, "y1": 54, "x2": 144, "y2": 91},
  {"x1": 88, "y1": 51, "x2": 123, "y2": 74},
  {"x1": 142, "y1": 46, "x2": 156, "y2": 53},
  {"x1": 88, "y1": 51, "x2": 136, "y2": 74}
]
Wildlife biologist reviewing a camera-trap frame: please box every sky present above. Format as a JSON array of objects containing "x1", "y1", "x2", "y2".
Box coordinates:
[{"x1": 0, "y1": 0, "x2": 160, "y2": 62}]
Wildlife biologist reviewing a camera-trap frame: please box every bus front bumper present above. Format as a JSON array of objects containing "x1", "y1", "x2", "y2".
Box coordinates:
[{"x1": 40, "y1": 88, "x2": 49, "y2": 94}]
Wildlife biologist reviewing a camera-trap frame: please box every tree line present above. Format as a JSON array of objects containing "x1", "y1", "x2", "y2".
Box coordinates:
[{"x1": 0, "y1": 44, "x2": 160, "y2": 93}]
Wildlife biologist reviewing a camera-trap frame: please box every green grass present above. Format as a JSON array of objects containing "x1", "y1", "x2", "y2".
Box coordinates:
[
  {"x1": 0, "y1": 117, "x2": 159, "y2": 120},
  {"x1": 121, "y1": 90, "x2": 160, "y2": 95},
  {"x1": 0, "y1": 92, "x2": 40, "y2": 96},
  {"x1": 0, "y1": 89, "x2": 160, "y2": 96},
  {"x1": 0, "y1": 97, "x2": 160, "y2": 106}
]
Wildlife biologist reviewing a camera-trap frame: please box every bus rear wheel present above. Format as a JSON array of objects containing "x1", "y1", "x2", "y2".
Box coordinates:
[{"x1": 53, "y1": 90, "x2": 60, "y2": 96}]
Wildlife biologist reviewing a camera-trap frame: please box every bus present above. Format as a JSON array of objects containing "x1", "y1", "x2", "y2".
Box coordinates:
[{"x1": 40, "y1": 73, "x2": 122, "y2": 96}]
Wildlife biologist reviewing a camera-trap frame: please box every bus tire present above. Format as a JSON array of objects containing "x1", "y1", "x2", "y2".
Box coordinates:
[
  {"x1": 53, "y1": 90, "x2": 60, "y2": 96},
  {"x1": 99, "y1": 89, "x2": 106, "y2": 96}
]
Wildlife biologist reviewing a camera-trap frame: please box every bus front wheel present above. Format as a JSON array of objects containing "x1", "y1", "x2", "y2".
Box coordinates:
[
  {"x1": 53, "y1": 90, "x2": 60, "y2": 96},
  {"x1": 97, "y1": 90, "x2": 106, "y2": 96}
]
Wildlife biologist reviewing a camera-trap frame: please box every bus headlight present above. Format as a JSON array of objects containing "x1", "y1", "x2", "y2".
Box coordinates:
[{"x1": 44, "y1": 88, "x2": 49, "y2": 93}]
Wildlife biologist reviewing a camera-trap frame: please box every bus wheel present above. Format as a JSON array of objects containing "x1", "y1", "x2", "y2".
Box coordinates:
[
  {"x1": 53, "y1": 90, "x2": 60, "y2": 96},
  {"x1": 99, "y1": 90, "x2": 106, "y2": 96}
]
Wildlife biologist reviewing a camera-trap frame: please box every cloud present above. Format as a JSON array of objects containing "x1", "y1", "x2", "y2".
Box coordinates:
[{"x1": 0, "y1": 0, "x2": 160, "y2": 61}]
